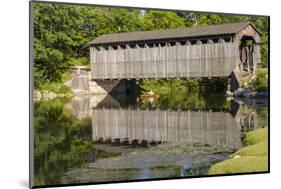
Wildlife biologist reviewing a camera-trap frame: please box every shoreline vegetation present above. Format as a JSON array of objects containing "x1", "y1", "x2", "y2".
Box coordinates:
[
  {"x1": 33, "y1": 67, "x2": 268, "y2": 100},
  {"x1": 208, "y1": 127, "x2": 268, "y2": 174}
]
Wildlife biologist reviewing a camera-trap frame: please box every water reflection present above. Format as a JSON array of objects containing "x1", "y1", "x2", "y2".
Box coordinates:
[
  {"x1": 92, "y1": 108, "x2": 242, "y2": 148},
  {"x1": 34, "y1": 92, "x2": 268, "y2": 186}
]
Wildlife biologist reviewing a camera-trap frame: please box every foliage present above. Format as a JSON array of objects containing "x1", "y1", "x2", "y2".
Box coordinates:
[
  {"x1": 34, "y1": 97, "x2": 92, "y2": 185},
  {"x1": 33, "y1": 3, "x2": 142, "y2": 88},
  {"x1": 34, "y1": 4, "x2": 79, "y2": 85},
  {"x1": 139, "y1": 10, "x2": 186, "y2": 30},
  {"x1": 208, "y1": 128, "x2": 268, "y2": 174},
  {"x1": 37, "y1": 82, "x2": 72, "y2": 94},
  {"x1": 34, "y1": 97, "x2": 120, "y2": 186},
  {"x1": 249, "y1": 68, "x2": 268, "y2": 91}
]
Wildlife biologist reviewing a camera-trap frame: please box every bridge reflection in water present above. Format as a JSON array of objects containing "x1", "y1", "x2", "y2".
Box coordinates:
[
  {"x1": 67, "y1": 94, "x2": 260, "y2": 150},
  {"x1": 92, "y1": 108, "x2": 242, "y2": 148}
]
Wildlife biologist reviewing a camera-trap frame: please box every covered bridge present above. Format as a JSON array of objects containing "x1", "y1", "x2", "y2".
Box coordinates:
[{"x1": 89, "y1": 22, "x2": 261, "y2": 90}]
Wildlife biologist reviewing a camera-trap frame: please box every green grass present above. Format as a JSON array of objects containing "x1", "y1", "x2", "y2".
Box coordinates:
[
  {"x1": 243, "y1": 128, "x2": 268, "y2": 146},
  {"x1": 208, "y1": 128, "x2": 268, "y2": 175},
  {"x1": 68, "y1": 57, "x2": 89, "y2": 66},
  {"x1": 230, "y1": 142, "x2": 268, "y2": 157},
  {"x1": 37, "y1": 82, "x2": 72, "y2": 94}
]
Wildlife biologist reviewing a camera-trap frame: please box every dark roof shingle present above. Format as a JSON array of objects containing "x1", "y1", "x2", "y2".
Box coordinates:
[{"x1": 89, "y1": 22, "x2": 259, "y2": 45}]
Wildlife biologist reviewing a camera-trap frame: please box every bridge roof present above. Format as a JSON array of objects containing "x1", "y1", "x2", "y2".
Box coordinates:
[{"x1": 89, "y1": 22, "x2": 260, "y2": 46}]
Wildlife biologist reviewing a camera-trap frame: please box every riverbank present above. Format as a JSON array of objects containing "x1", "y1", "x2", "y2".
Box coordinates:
[{"x1": 208, "y1": 127, "x2": 268, "y2": 174}]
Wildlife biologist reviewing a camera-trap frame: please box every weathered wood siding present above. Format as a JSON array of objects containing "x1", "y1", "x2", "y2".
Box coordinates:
[
  {"x1": 90, "y1": 41, "x2": 239, "y2": 79},
  {"x1": 92, "y1": 108, "x2": 241, "y2": 147}
]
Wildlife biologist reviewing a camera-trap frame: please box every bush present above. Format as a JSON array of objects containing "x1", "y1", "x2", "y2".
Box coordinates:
[
  {"x1": 38, "y1": 82, "x2": 72, "y2": 94},
  {"x1": 250, "y1": 68, "x2": 268, "y2": 92}
]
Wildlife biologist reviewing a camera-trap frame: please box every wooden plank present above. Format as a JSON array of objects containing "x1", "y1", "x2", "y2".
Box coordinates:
[{"x1": 90, "y1": 41, "x2": 239, "y2": 79}]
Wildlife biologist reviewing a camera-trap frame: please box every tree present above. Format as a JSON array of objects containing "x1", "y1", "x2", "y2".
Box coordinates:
[
  {"x1": 34, "y1": 3, "x2": 80, "y2": 85},
  {"x1": 33, "y1": 3, "x2": 141, "y2": 87},
  {"x1": 139, "y1": 10, "x2": 186, "y2": 30}
]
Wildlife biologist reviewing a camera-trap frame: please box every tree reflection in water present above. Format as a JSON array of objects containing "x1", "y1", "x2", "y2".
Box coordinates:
[{"x1": 34, "y1": 97, "x2": 113, "y2": 186}]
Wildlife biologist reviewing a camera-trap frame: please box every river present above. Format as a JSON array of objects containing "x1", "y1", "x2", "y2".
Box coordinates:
[{"x1": 33, "y1": 92, "x2": 268, "y2": 186}]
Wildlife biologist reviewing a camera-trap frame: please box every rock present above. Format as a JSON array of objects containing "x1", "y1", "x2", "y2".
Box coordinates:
[
  {"x1": 225, "y1": 90, "x2": 233, "y2": 97},
  {"x1": 233, "y1": 88, "x2": 251, "y2": 97},
  {"x1": 148, "y1": 90, "x2": 154, "y2": 95}
]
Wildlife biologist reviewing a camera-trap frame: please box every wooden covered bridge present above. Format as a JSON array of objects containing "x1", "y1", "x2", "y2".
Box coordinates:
[{"x1": 89, "y1": 22, "x2": 261, "y2": 91}]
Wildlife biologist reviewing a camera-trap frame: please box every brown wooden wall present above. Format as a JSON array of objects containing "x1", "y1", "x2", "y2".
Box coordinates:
[{"x1": 90, "y1": 41, "x2": 240, "y2": 79}]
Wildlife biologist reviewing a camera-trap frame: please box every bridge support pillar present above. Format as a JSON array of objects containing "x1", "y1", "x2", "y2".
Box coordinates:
[
  {"x1": 226, "y1": 71, "x2": 240, "y2": 96},
  {"x1": 229, "y1": 71, "x2": 240, "y2": 92},
  {"x1": 89, "y1": 79, "x2": 126, "y2": 94}
]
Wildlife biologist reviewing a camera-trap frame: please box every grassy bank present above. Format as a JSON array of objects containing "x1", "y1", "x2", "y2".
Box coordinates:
[{"x1": 208, "y1": 127, "x2": 268, "y2": 174}]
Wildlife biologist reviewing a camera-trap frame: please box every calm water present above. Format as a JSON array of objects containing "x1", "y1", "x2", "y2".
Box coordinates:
[{"x1": 33, "y1": 92, "x2": 268, "y2": 186}]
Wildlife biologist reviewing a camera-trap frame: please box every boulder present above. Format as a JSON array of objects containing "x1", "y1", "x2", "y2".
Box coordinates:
[{"x1": 233, "y1": 88, "x2": 252, "y2": 97}]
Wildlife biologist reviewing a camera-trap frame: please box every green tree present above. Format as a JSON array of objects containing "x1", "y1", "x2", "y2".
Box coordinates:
[
  {"x1": 33, "y1": 3, "x2": 141, "y2": 87},
  {"x1": 34, "y1": 3, "x2": 80, "y2": 85},
  {"x1": 139, "y1": 10, "x2": 186, "y2": 30}
]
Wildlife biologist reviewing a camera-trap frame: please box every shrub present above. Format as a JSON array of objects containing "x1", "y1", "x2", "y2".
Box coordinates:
[
  {"x1": 38, "y1": 82, "x2": 72, "y2": 94},
  {"x1": 250, "y1": 68, "x2": 268, "y2": 92}
]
